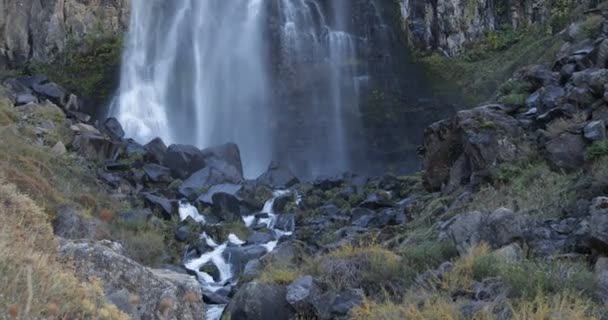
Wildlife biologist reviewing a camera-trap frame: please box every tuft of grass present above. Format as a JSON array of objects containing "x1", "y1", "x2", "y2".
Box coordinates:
[
  {"x1": 498, "y1": 93, "x2": 527, "y2": 106},
  {"x1": 461, "y1": 161, "x2": 577, "y2": 217},
  {"x1": 445, "y1": 244, "x2": 597, "y2": 300},
  {"x1": 315, "y1": 244, "x2": 403, "y2": 293},
  {"x1": 0, "y1": 181, "x2": 127, "y2": 319},
  {"x1": 586, "y1": 140, "x2": 608, "y2": 161},
  {"x1": 258, "y1": 262, "x2": 301, "y2": 285},
  {"x1": 0, "y1": 97, "x2": 17, "y2": 126},
  {"x1": 398, "y1": 241, "x2": 459, "y2": 284},
  {"x1": 511, "y1": 292, "x2": 599, "y2": 320},
  {"x1": 580, "y1": 14, "x2": 604, "y2": 39},
  {"x1": 418, "y1": 25, "x2": 563, "y2": 105}
]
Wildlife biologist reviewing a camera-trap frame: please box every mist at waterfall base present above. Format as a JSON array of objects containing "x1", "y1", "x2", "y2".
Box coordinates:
[{"x1": 111, "y1": 0, "x2": 445, "y2": 179}]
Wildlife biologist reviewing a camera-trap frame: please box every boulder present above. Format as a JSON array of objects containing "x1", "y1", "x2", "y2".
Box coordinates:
[
  {"x1": 257, "y1": 161, "x2": 300, "y2": 188},
  {"x1": 479, "y1": 208, "x2": 524, "y2": 248},
  {"x1": 52, "y1": 206, "x2": 108, "y2": 240},
  {"x1": 286, "y1": 276, "x2": 323, "y2": 315},
  {"x1": 545, "y1": 132, "x2": 586, "y2": 172},
  {"x1": 179, "y1": 167, "x2": 240, "y2": 198},
  {"x1": 201, "y1": 143, "x2": 244, "y2": 180},
  {"x1": 71, "y1": 133, "x2": 125, "y2": 162},
  {"x1": 420, "y1": 104, "x2": 532, "y2": 191},
  {"x1": 32, "y1": 82, "x2": 67, "y2": 106},
  {"x1": 223, "y1": 245, "x2": 268, "y2": 275},
  {"x1": 311, "y1": 289, "x2": 364, "y2": 320},
  {"x1": 446, "y1": 211, "x2": 484, "y2": 253},
  {"x1": 15, "y1": 92, "x2": 37, "y2": 105},
  {"x1": 163, "y1": 144, "x2": 206, "y2": 179},
  {"x1": 16, "y1": 76, "x2": 49, "y2": 88},
  {"x1": 142, "y1": 164, "x2": 172, "y2": 183},
  {"x1": 141, "y1": 193, "x2": 175, "y2": 219},
  {"x1": 144, "y1": 137, "x2": 168, "y2": 164},
  {"x1": 70, "y1": 123, "x2": 100, "y2": 135},
  {"x1": 275, "y1": 214, "x2": 296, "y2": 233},
  {"x1": 359, "y1": 192, "x2": 393, "y2": 209},
  {"x1": 211, "y1": 192, "x2": 241, "y2": 222},
  {"x1": 50, "y1": 141, "x2": 67, "y2": 155},
  {"x1": 584, "y1": 120, "x2": 606, "y2": 141},
  {"x1": 58, "y1": 240, "x2": 205, "y2": 320},
  {"x1": 103, "y1": 117, "x2": 125, "y2": 140},
  {"x1": 590, "y1": 197, "x2": 608, "y2": 252},
  {"x1": 246, "y1": 231, "x2": 275, "y2": 245},
  {"x1": 222, "y1": 282, "x2": 295, "y2": 320},
  {"x1": 196, "y1": 183, "x2": 243, "y2": 205}
]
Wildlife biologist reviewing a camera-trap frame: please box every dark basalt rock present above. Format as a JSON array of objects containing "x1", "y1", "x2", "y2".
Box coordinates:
[
  {"x1": 201, "y1": 142, "x2": 244, "y2": 180},
  {"x1": 163, "y1": 144, "x2": 206, "y2": 179},
  {"x1": 257, "y1": 161, "x2": 300, "y2": 188},
  {"x1": 103, "y1": 117, "x2": 125, "y2": 140},
  {"x1": 223, "y1": 282, "x2": 295, "y2": 320},
  {"x1": 142, "y1": 163, "x2": 172, "y2": 183},
  {"x1": 72, "y1": 133, "x2": 125, "y2": 162},
  {"x1": 360, "y1": 192, "x2": 393, "y2": 209},
  {"x1": 179, "y1": 167, "x2": 239, "y2": 198},
  {"x1": 15, "y1": 93, "x2": 37, "y2": 105},
  {"x1": 211, "y1": 192, "x2": 241, "y2": 222},
  {"x1": 144, "y1": 137, "x2": 168, "y2": 163},
  {"x1": 222, "y1": 245, "x2": 268, "y2": 275},
  {"x1": 197, "y1": 183, "x2": 243, "y2": 205},
  {"x1": 141, "y1": 192, "x2": 175, "y2": 218},
  {"x1": 544, "y1": 132, "x2": 586, "y2": 172},
  {"x1": 32, "y1": 82, "x2": 67, "y2": 106}
]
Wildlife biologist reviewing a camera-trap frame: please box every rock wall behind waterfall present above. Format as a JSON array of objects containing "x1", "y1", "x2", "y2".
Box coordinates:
[
  {"x1": 0, "y1": 0, "x2": 129, "y2": 69},
  {"x1": 400, "y1": 0, "x2": 592, "y2": 56}
]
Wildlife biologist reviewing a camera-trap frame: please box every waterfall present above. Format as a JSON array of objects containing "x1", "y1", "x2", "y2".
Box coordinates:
[{"x1": 111, "y1": 0, "x2": 374, "y2": 178}]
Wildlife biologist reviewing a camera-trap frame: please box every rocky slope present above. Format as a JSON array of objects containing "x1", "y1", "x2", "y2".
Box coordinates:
[
  {"x1": 0, "y1": 0, "x2": 129, "y2": 69},
  {"x1": 3, "y1": 2, "x2": 608, "y2": 320}
]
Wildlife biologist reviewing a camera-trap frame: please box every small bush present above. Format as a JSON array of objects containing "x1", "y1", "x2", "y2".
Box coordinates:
[
  {"x1": 0, "y1": 98, "x2": 17, "y2": 126},
  {"x1": 499, "y1": 261, "x2": 597, "y2": 300},
  {"x1": 316, "y1": 244, "x2": 403, "y2": 293},
  {"x1": 461, "y1": 161, "x2": 577, "y2": 217},
  {"x1": 121, "y1": 230, "x2": 166, "y2": 267},
  {"x1": 399, "y1": 241, "x2": 459, "y2": 283},
  {"x1": 258, "y1": 262, "x2": 301, "y2": 285},
  {"x1": 498, "y1": 93, "x2": 527, "y2": 106},
  {"x1": 581, "y1": 14, "x2": 604, "y2": 38},
  {"x1": 586, "y1": 140, "x2": 608, "y2": 161}
]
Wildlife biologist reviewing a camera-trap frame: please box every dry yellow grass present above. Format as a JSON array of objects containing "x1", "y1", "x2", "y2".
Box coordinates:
[
  {"x1": 511, "y1": 293, "x2": 598, "y2": 320},
  {"x1": 0, "y1": 181, "x2": 128, "y2": 319}
]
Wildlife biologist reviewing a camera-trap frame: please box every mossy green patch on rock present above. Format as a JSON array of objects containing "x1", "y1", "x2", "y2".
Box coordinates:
[
  {"x1": 418, "y1": 26, "x2": 563, "y2": 106},
  {"x1": 25, "y1": 31, "x2": 123, "y2": 109}
]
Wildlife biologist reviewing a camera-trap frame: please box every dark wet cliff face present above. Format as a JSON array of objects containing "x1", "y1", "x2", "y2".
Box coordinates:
[{"x1": 266, "y1": 0, "x2": 456, "y2": 178}]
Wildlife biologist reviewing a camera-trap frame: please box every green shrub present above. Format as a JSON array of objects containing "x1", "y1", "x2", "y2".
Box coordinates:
[
  {"x1": 399, "y1": 241, "x2": 459, "y2": 281},
  {"x1": 586, "y1": 141, "x2": 608, "y2": 161},
  {"x1": 26, "y1": 31, "x2": 123, "y2": 107},
  {"x1": 315, "y1": 244, "x2": 404, "y2": 293},
  {"x1": 581, "y1": 14, "x2": 604, "y2": 38},
  {"x1": 498, "y1": 93, "x2": 527, "y2": 106},
  {"x1": 461, "y1": 161, "x2": 577, "y2": 217}
]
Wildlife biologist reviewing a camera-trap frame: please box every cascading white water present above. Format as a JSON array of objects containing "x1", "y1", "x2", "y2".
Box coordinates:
[
  {"x1": 112, "y1": 0, "x2": 368, "y2": 177},
  {"x1": 182, "y1": 191, "x2": 294, "y2": 320}
]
